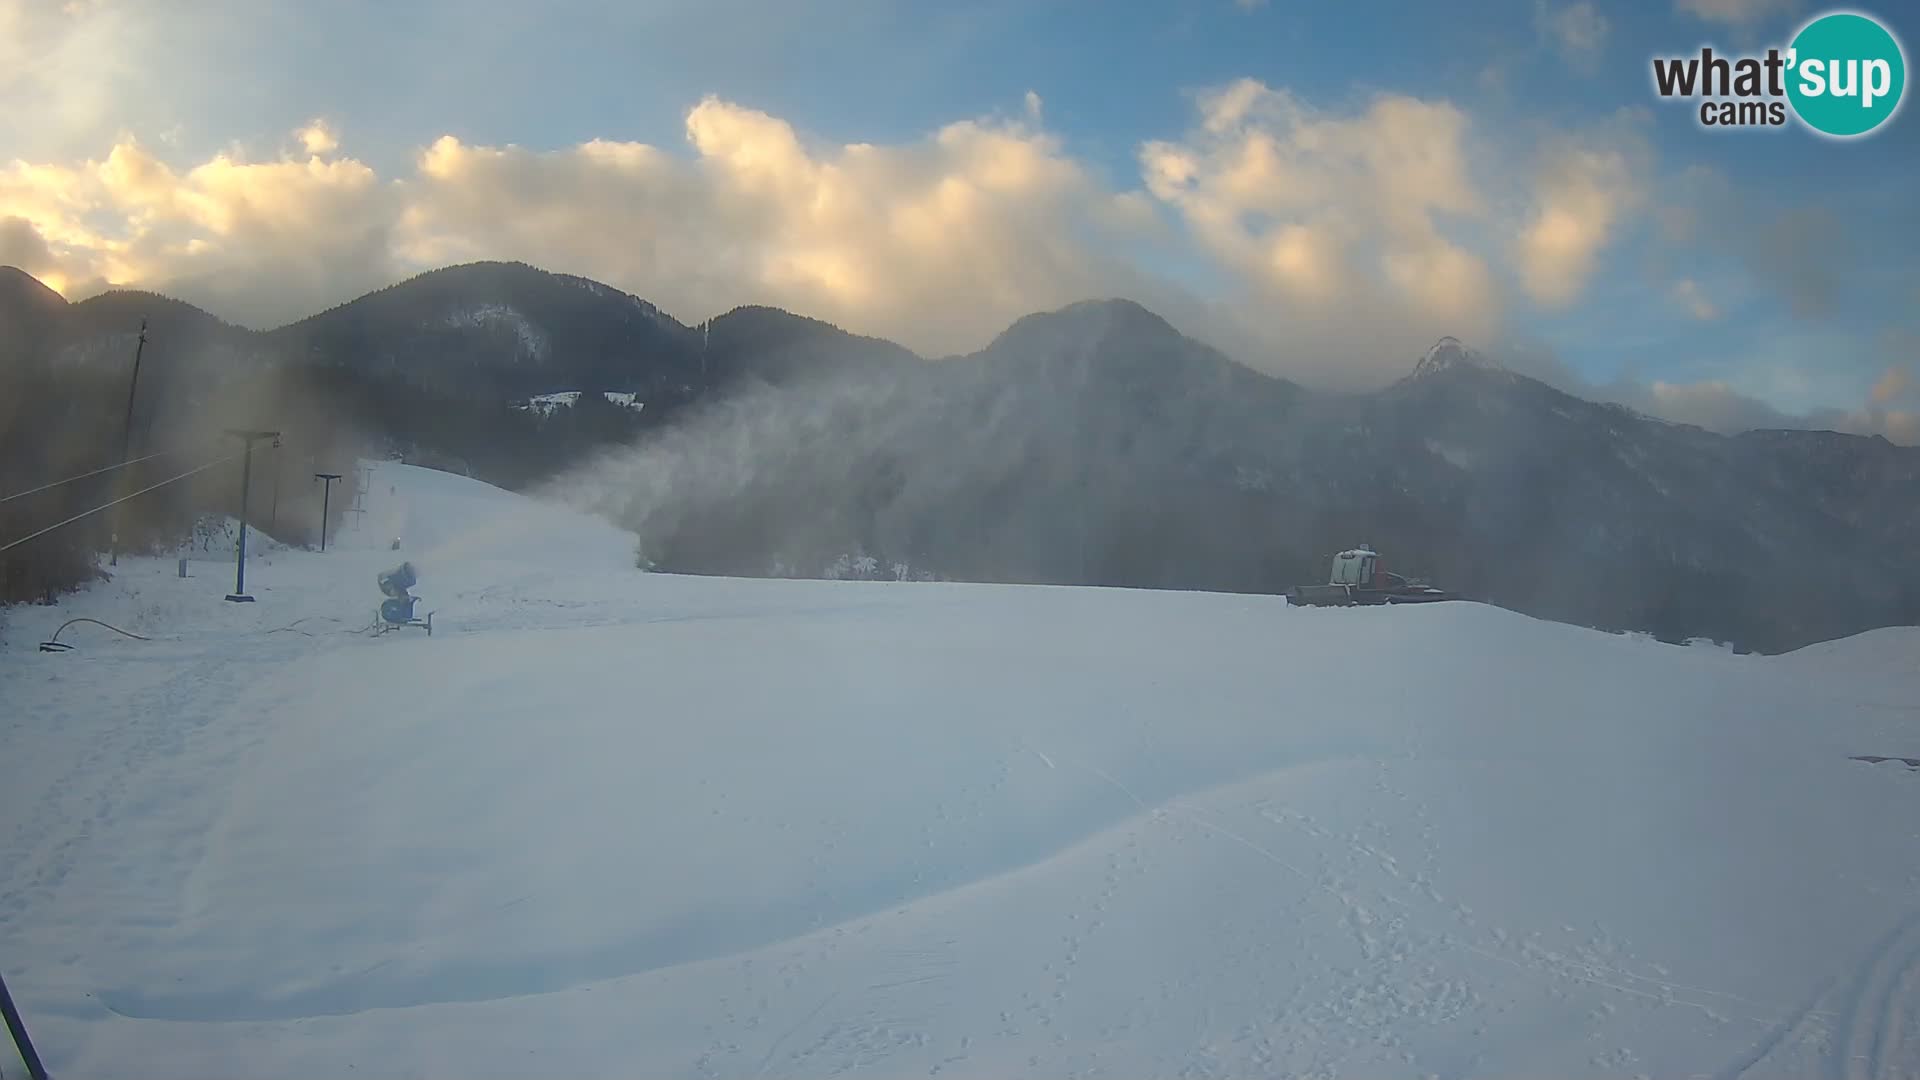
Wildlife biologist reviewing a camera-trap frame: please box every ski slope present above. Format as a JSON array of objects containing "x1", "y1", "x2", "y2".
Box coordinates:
[{"x1": 2, "y1": 462, "x2": 1917, "y2": 1079}]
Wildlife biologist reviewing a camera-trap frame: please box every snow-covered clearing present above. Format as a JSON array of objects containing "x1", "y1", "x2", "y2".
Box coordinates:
[
  {"x1": 516, "y1": 391, "x2": 645, "y2": 416},
  {"x1": 2, "y1": 462, "x2": 1916, "y2": 1079}
]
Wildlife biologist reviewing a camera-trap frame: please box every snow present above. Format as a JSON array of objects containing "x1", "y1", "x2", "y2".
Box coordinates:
[
  {"x1": 516, "y1": 390, "x2": 582, "y2": 416},
  {"x1": 1424, "y1": 438, "x2": 1475, "y2": 471},
  {"x1": 1409, "y1": 336, "x2": 1502, "y2": 379},
  {"x1": 442, "y1": 304, "x2": 551, "y2": 361},
  {"x1": 516, "y1": 391, "x2": 645, "y2": 416},
  {"x1": 3, "y1": 463, "x2": 1918, "y2": 1079}
]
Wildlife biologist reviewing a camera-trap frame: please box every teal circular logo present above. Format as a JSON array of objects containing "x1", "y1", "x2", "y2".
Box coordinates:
[{"x1": 1787, "y1": 12, "x2": 1906, "y2": 137}]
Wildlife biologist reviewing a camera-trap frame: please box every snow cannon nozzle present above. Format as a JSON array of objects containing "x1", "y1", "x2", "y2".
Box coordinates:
[{"x1": 377, "y1": 562, "x2": 418, "y2": 600}]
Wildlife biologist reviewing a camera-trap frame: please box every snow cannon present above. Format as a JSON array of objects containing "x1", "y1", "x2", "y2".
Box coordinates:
[{"x1": 374, "y1": 562, "x2": 432, "y2": 635}]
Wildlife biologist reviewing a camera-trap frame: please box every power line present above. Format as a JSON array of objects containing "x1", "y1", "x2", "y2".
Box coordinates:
[
  {"x1": 0, "y1": 451, "x2": 241, "y2": 555},
  {"x1": 0, "y1": 444, "x2": 210, "y2": 507}
]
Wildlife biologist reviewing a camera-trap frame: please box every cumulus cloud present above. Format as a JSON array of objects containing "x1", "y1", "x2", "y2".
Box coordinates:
[
  {"x1": 0, "y1": 98, "x2": 1163, "y2": 348},
  {"x1": 0, "y1": 137, "x2": 399, "y2": 324},
  {"x1": 0, "y1": 0, "x2": 161, "y2": 162},
  {"x1": 1845, "y1": 334, "x2": 1920, "y2": 442},
  {"x1": 1641, "y1": 379, "x2": 1790, "y2": 431},
  {"x1": 296, "y1": 120, "x2": 339, "y2": 156},
  {"x1": 1660, "y1": 166, "x2": 1848, "y2": 319},
  {"x1": 1535, "y1": 1, "x2": 1610, "y2": 67},
  {"x1": 0, "y1": 216, "x2": 57, "y2": 277},
  {"x1": 0, "y1": 83, "x2": 1681, "y2": 387},
  {"x1": 1514, "y1": 122, "x2": 1648, "y2": 307},
  {"x1": 1674, "y1": 0, "x2": 1797, "y2": 27},
  {"x1": 1871, "y1": 364, "x2": 1911, "y2": 405},
  {"x1": 1503, "y1": 334, "x2": 1920, "y2": 444},
  {"x1": 1139, "y1": 79, "x2": 1502, "y2": 387},
  {"x1": 399, "y1": 97, "x2": 1153, "y2": 357},
  {"x1": 1744, "y1": 207, "x2": 1846, "y2": 318},
  {"x1": 1671, "y1": 278, "x2": 1719, "y2": 320},
  {"x1": 14, "y1": 81, "x2": 1906, "y2": 445}
]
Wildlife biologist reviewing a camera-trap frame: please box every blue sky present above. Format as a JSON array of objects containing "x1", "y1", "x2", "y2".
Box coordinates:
[{"x1": 1, "y1": 0, "x2": 1915, "y2": 435}]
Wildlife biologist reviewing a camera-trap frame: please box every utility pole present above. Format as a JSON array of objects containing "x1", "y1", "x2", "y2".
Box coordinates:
[
  {"x1": 110, "y1": 317, "x2": 149, "y2": 568},
  {"x1": 314, "y1": 473, "x2": 341, "y2": 551},
  {"x1": 223, "y1": 429, "x2": 280, "y2": 603},
  {"x1": 269, "y1": 442, "x2": 282, "y2": 533}
]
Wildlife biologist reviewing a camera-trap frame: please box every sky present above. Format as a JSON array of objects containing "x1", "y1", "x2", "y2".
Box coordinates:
[{"x1": 0, "y1": 0, "x2": 1916, "y2": 440}]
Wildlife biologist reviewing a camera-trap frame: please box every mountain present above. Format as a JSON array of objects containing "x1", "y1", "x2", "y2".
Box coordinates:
[
  {"x1": 0, "y1": 265, "x2": 71, "y2": 365},
  {"x1": 605, "y1": 301, "x2": 1919, "y2": 651},
  {"x1": 3, "y1": 263, "x2": 1915, "y2": 650},
  {"x1": 266, "y1": 262, "x2": 701, "y2": 403},
  {"x1": 1405, "y1": 335, "x2": 1501, "y2": 379},
  {"x1": 699, "y1": 305, "x2": 920, "y2": 389},
  {"x1": 1315, "y1": 360, "x2": 1915, "y2": 650},
  {"x1": 3, "y1": 262, "x2": 916, "y2": 480}
]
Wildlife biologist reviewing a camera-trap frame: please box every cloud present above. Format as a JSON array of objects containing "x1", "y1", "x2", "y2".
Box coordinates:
[
  {"x1": 14, "y1": 83, "x2": 1903, "y2": 445},
  {"x1": 1503, "y1": 334, "x2": 1920, "y2": 444},
  {"x1": 296, "y1": 120, "x2": 339, "y2": 157},
  {"x1": 0, "y1": 97, "x2": 1164, "y2": 350},
  {"x1": 1140, "y1": 79, "x2": 1502, "y2": 387},
  {"x1": 0, "y1": 137, "x2": 399, "y2": 323},
  {"x1": 0, "y1": 0, "x2": 152, "y2": 160},
  {"x1": 399, "y1": 97, "x2": 1153, "y2": 357},
  {"x1": 0, "y1": 82, "x2": 1677, "y2": 390},
  {"x1": 1743, "y1": 206, "x2": 1845, "y2": 318},
  {"x1": 1642, "y1": 378, "x2": 1790, "y2": 431},
  {"x1": 1514, "y1": 122, "x2": 1648, "y2": 307},
  {"x1": 0, "y1": 215, "x2": 56, "y2": 275},
  {"x1": 1659, "y1": 166, "x2": 1848, "y2": 319},
  {"x1": 1674, "y1": 0, "x2": 1797, "y2": 27},
  {"x1": 1671, "y1": 278, "x2": 1719, "y2": 320},
  {"x1": 1535, "y1": 1, "x2": 1610, "y2": 67},
  {"x1": 1871, "y1": 364, "x2": 1911, "y2": 404}
]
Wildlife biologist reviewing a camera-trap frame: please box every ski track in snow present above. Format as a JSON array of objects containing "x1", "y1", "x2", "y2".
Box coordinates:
[{"x1": 2, "y1": 461, "x2": 1918, "y2": 1079}]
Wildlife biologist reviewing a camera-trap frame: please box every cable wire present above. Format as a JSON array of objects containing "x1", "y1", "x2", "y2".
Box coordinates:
[
  {"x1": 0, "y1": 444, "x2": 211, "y2": 506},
  {"x1": 0, "y1": 451, "x2": 240, "y2": 555},
  {"x1": 39, "y1": 617, "x2": 154, "y2": 650}
]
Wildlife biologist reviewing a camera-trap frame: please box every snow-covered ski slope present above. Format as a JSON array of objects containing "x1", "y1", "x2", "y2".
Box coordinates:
[{"x1": 2, "y1": 462, "x2": 1917, "y2": 1079}]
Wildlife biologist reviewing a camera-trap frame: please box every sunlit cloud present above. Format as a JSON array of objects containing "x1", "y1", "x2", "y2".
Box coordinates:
[
  {"x1": 1514, "y1": 121, "x2": 1648, "y2": 308},
  {"x1": 0, "y1": 81, "x2": 1905, "y2": 444},
  {"x1": 1140, "y1": 79, "x2": 1501, "y2": 386},
  {"x1": 297, "y1": 120, "x2": 339, "y2": 157}
]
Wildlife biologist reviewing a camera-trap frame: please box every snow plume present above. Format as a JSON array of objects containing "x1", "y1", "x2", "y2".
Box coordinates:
[
  {"x1": 537, "y1": 364, "x2": 1005, "y2": 582},
  {"x1": 539, "y1": 302, "x2": 1302, "y2": 589},
  {"x1": 541, "y1": 367, "x2": 940, "y2": 580},
  {"x1": 0, "y1": 325, "x2": 370, "y2": 609},
  {"x1": 137, "y1": 362, "x2": 375, "y2": 550}
]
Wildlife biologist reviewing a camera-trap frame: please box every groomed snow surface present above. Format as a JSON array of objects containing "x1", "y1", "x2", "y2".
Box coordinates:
[{"x1": 3, "y1": 463, "x2": 1917, "y2": 1079}]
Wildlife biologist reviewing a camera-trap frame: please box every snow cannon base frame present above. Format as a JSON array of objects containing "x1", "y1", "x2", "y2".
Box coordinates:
[{"x1": 373, "y1": 606, "x2": 433, "y2": 637}]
